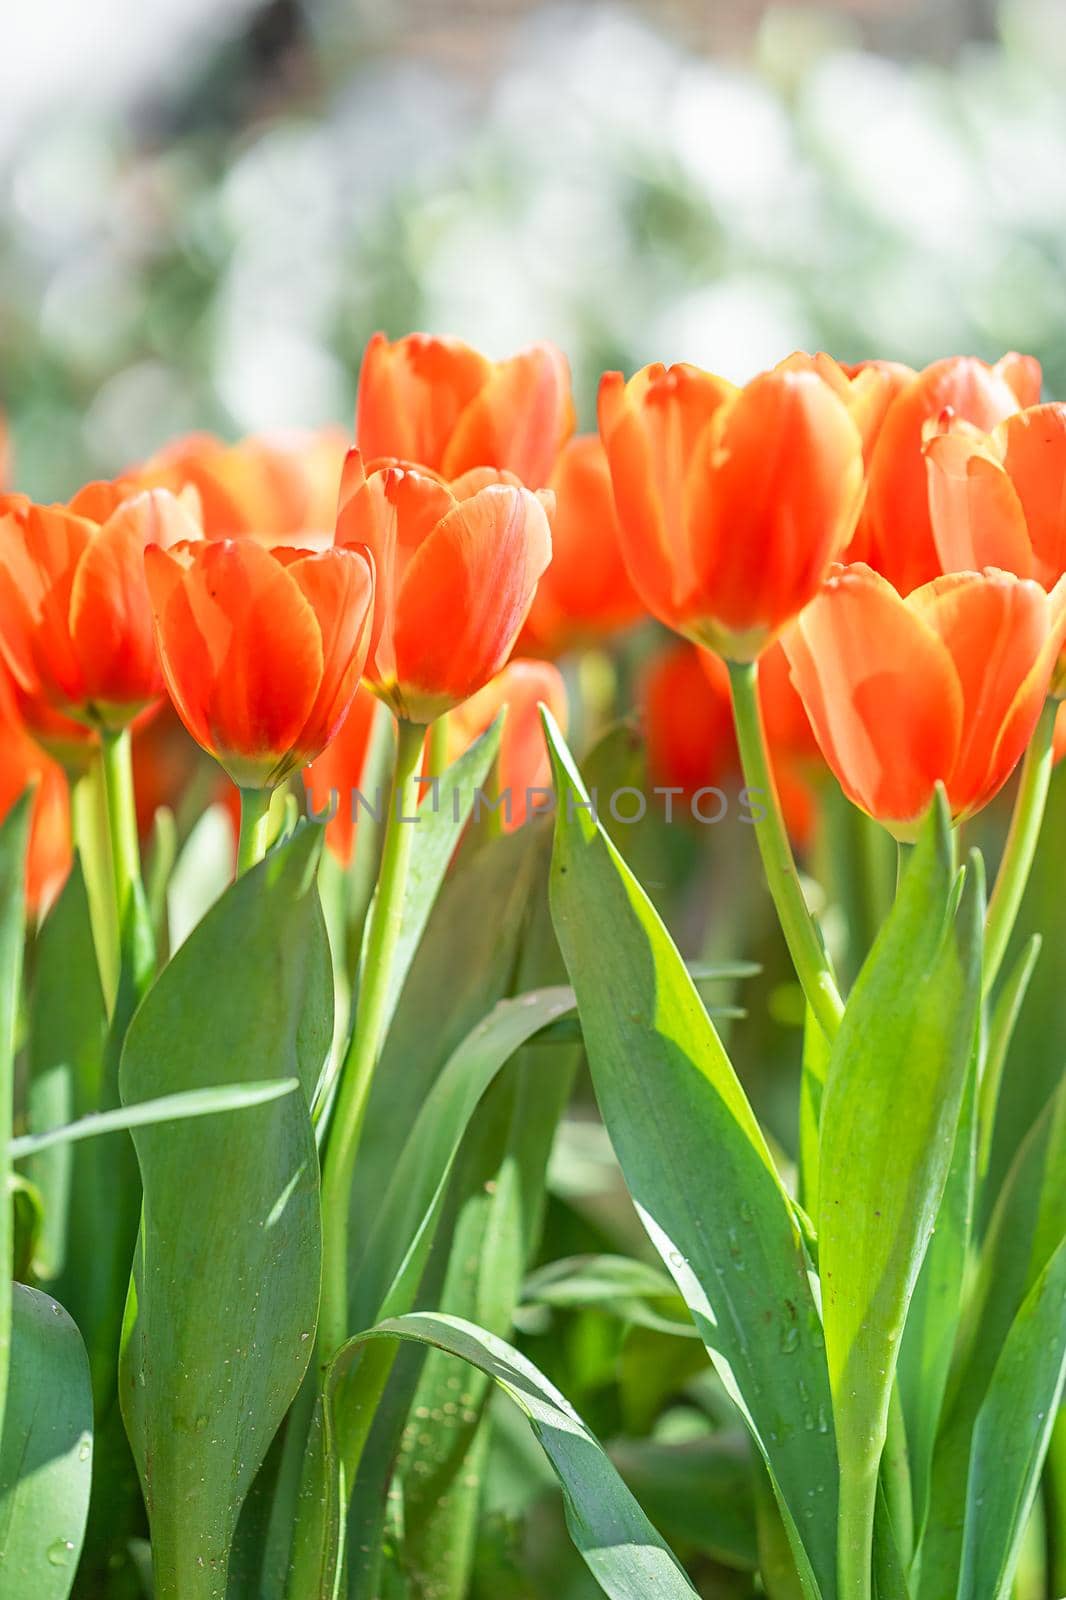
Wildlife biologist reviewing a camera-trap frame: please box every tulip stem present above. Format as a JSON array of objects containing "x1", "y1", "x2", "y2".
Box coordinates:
[
  {"x1": 318, "y1": 716, "x2": 425, "y2": 1369},
  {"x1": 728, "y1": 659, "x2": 844, "y2": 1042},
  {"x1": 236, "y1": 787, "x2": 274, "y2": 877},
  {"x1": 99, "y1": 727, "x2": 153, "y2": 1016},
  {"x1": 984, "y1": 697, "x2": 1057, "y2": 994}
]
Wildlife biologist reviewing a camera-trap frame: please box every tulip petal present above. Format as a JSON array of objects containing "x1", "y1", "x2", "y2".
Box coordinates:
[
  {"x1": 284, "y1": 545, "x2": 375, "y2": 756},
  {"x1": 392, "y1": 485, "x2": 551, "y2": 721},
  {"x1": 995, "y1": 404, "x2": 1066, "y2": 588},
  {"x1": 784, "y1": 565, "x2": 962, "y2": 829},
  {"x1": 925, "y1": 431, "x2": 1033, "y2": 578},
  {"x1": 0, "y1": 505, "x2": 95, "y2": 703},
  {"x1": 441, "y1": 342, "x2": 575, "y2": 489},
  {"x1": 910, "y1": 570, "x2": 1054, "y2": 815},
  {"x1": 68, "y1": 490, "x2": 201, "y2": 719},
  {"x1": 357, "y1": 331, "x2": 493, "y2": 471},
  {"x1": 685, "y1": 369, "x2": 864, "y2": 651}
]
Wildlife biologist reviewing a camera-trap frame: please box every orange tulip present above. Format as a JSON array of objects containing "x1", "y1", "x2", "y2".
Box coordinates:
[
  {"x1": 445, "y1": 658, "x2": 568, "y2": 831},
  {"x1": 925, "y1": 403, "x2": 1066, "y2": 596},
  {"x1": 519, "y1": 434, "x2": 643, "y2": 656},
  {"x1": 778, "y1": 353, "x2": 915, "y2": 464},
  {"x1": 0, "y1": 483, "x2": 202, "y2": 742},
  {"x1": 1055, "y1": 702, "x2": 1066, "y2": 766},
  {"x1": 303, "y1": 685, "x2": 380, "y2": 865},
  {"x1": 853, "y1": 353, "x2": 1041, "y2": 593},
  {"x1": 334, "y1": 451, "x2": 553, "y2": 724},
  {"x1": 133, "y1": 429, "x2": 347, "y2": 548},
  {"x1": 599, "y1": 362, "x2": 864, "y2": 661},
  {"x1": 784, "y1": 563, "x2": 1066, "y2": 837},
  {"x1": 145, "y1": 538, "x2": 375, "y2": 789},
  {"x1": 356, "y1": 332, "x2": 574, "y2": 488},
  {"x1": 0, "y1": 671, "x2": 71, "y2": 914}
]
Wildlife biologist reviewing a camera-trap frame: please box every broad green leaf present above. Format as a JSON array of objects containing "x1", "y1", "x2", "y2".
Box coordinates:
[
  {"x1": 542, "y1": 711, "x2": 838, "y2": 1600},
  {"x1": 354, "y1": 1313, "x2": 700, "y2": 1600},
  {"x1": 287, "y1": 985, "x2": 576, "y2": 1599},
  {"x1": 11, "y1": 1078, "x2": 300, "y2": 1159},
  {"x1": 20, "y1": 863, "x2": 106, "y2": 1287},
  {"x1": 610, "y1": 1431, "x2": 757, "y2": 1570},
  {"x1": 798, "y1": 1003, "x2": 830, "y2": 1216},
  {"x1": 0, "y1": 1283, "x2": 93, "y2": 1598},
  {"x1": 895, "y1": 1061, "x2": 977, "y2": 1542},
  {"x1": 920, "y1": 1077, "x2": 1066, "y2": 1595},
  {"x1": 817, "y1": 798, "x2": 982, "y2": 1592},
  {"x1": 0, "y1": 793, "x2": 30, "y2": 1439},
  {"x1": 120, "y1": 828, "x2": 330, "y2": 1600},
  {"x1": 957, "y1": 1237, "x2": 1066, "y2": 1600},
  {"x1": 363, "y1": 715, "x2": 503, "y2": 1050}
]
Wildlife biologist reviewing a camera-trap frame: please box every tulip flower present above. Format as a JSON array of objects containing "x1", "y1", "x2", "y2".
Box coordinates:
[
  {"x1": 303, "y1": 685, "x2": 381, "y2": 865},
  {"x1": 356, "y1": 332, "x2": 574, "y2": 488},
  {"x1": 519, "y1": 435, "x2": 643, "y2": 656},
  {"x1": 0, "y1": 483, "x2": 202, "y2": 743},
  {"x1": 783, "y1": 563, "x2": 1066, "y2": 837},
  {"x1": 853, "y1": 353, "x2": 1041, "y2": 593},
  {"x1": 335, "y1": 451, "x2": 553, "y2": 724},
  {"x1": 599, "y1": 362, "x2": 864, "y2": 661},
  {"x1": 145, "y1": 538, "x2": 375, "y2": 789},
  {"x1": 643, "y1": 643, "x2": 737, "y2": 800},
  {"x1": 445, "y1": 658, "x2": 568, "y2": 830},
  {"x1": 133, "y1": 429, "x2": 347, "y2": 548},
  {"x1": 778, "y1": 352, "x2": 915, "y2": 463},
  {"x1": 0, "y1": 670, "x2": 71, "y2": 914},
  {"x1": 925, "y1": 403, "x2": 1066, "y2": 596}
]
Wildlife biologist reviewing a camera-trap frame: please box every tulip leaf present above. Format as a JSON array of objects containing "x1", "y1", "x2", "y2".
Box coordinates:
[
  {"x1": 957, "y1": 1236, "x2": 1066, "y2": 1600},
  {"x1": 0, "y1": 792, "x2": 30, "y2": 1441},
  {"x1": 817, "y1": 799, "x2": 983, "y2": 1590},
  {"x1": 345, "y1": 1312, "x2": 701, "y2": 1600},
  {"x1": 920, "y1": 1076, "x2": 1066, "y2": 1596},
  {"x1": 0, "y1": 1283, "x2": 94, "y2": 1599},
  {"x1": 287, "y1": 983, "x2": 577, "y2": 1599},
  {"x1": 522, "y1": 1254, "x2": 697, "y2": 1338},
  {"x1": 541, "y1": 710, "x2": 838, "y2": 1600},
  {"x1": 120, "y1": 827, "x2": 330, "y2": 1600},
  {"x1": 10, "y1": 1077, "x2": 301, "y2": 1159}
]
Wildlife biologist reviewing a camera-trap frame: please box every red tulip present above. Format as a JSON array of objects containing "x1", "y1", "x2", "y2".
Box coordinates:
[
  {"x1": 599, "y1": 361, "x2": 864, "y2": 661},
  {"x1": 335, "y1": 451, "x2": 552, "y2": 724},
  {"x1": 145, "y1": 538, "x2": 374, "y2": 789},
  {"x1": 519, "y1": 435, "x2": 643, "y2": 655},
  {"x1": 0, "y1": 483, "x2": 201, "y2": 742},
  {"x1": 357, "y1": 332, "x2": 574, "y2": 488},
  {"x1": 0, "y1": 669, "x2": 71, "y2": 914},
  {"x1": 784, "y1": 563, "x2": 1066, "y2": 836},
  {"x1": 303, "y1": 685, "x2": 380, "y2": 865}
]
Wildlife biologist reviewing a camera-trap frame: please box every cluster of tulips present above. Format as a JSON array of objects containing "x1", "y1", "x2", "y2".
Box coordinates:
[{"x1": 1, "y1": 330, "x2": 1065, "y2": 1600}]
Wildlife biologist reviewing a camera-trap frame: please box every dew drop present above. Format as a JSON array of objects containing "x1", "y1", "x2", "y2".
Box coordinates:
[{"x1": 47, "y1": 1540, "x2": 75, "y2": 1567}]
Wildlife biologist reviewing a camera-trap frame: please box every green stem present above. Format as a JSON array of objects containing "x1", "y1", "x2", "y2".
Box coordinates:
[
  {"x1": 100, "y1": 729, "x2": 140, "y2": 950},
  {"x1": 882, "y1": 1382, "x2": 914, "y2": 1570},
  {"x1": 235, "y1": 787, "x2": 274, "y2": 877},
  {"x1": 317, "y1": 718, "x2": 425, "y2": 1368},
  {"x1": 728, "y1": 659, "x2": 844, "y2": 1041},
  {"x1": 984, "y1": 697, "x2": 1057, "y2": 993},
  {"x1": 838, "y1": 1463, "x2": 877, "y2": 1600}
]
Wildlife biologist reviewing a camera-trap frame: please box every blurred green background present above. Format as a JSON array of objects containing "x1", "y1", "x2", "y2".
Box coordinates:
[{"x1": 3, "y1": 0, "x2": 1066, "y2": 501}]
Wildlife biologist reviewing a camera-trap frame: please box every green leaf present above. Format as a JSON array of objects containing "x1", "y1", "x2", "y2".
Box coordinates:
[
  {"x1": 818, "y1": 800, "x2": 983, "y2": 1591},
  {"x1": 976, "y1": 933, "x2": 1040, "y2": 1202},
  {"x1": 920, "y1": 1077, "x2": 1066, "y2": 1595},
  {"x1": 542, "y1": 711, "x2": 838, "y2": 1600},
  {"x1": 522, "y1": 1254, "x2": 697, "y2": 1338},
  {"x1": 10, "y1": 1078, "x2": 301, "y2": 1159},
  {"x1": 120, "y1": 828, "x2": 330, "y2": 1600},
  {"x1": 0, "y1": 1283, "x2": 93, "y2": 1598},
  {"x1": 957, "y1": 1237, "x2": 1066, "y2": 1600},
  {"x1": 0, "y1": 792, "x2": 30, "y2": 1440},
  {"x1": 354, "y1": 1313, "x2": 700, "y2": 1600}
]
